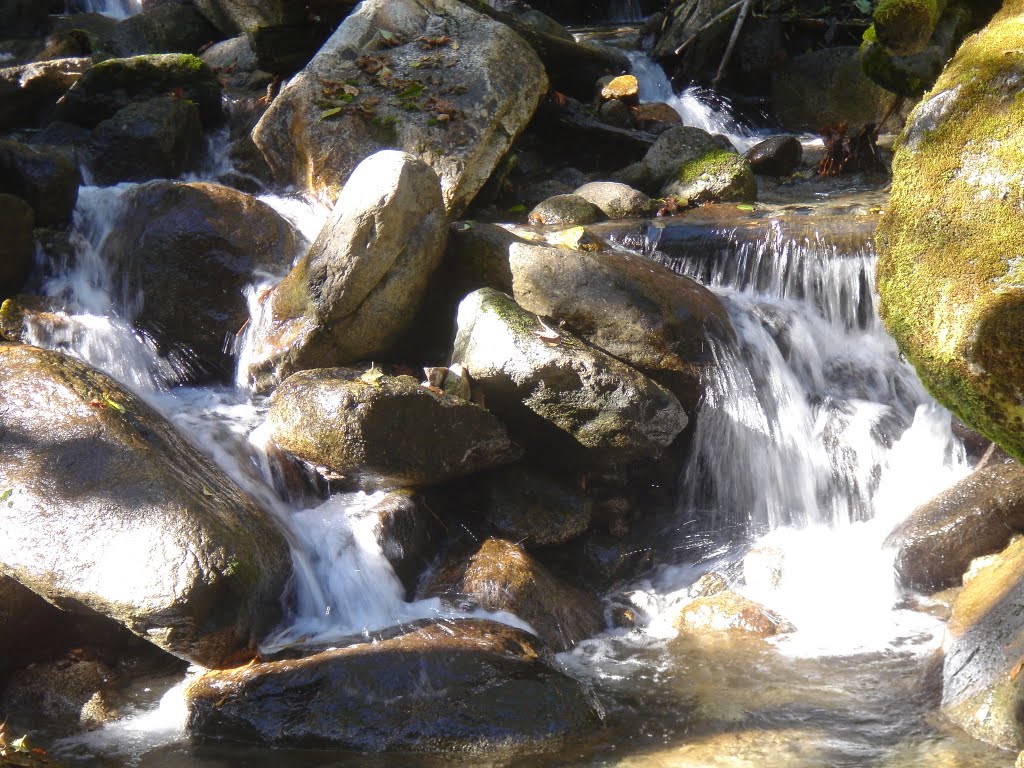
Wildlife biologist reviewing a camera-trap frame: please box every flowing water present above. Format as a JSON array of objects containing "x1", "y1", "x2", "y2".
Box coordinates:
[
  {"x1": 11, "y1": 42, "x2": 1017, "y2": 768},
  {"x1": 75, "y1": 0, "x2": 142, "y2": 19}
]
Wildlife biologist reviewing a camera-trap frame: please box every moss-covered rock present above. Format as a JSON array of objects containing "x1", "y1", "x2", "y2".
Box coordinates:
[
  {"x1": 873, "y1": 0, "x2": 947, "y2": 55},
  {"x1": 876, "y1": 0, "x2": 1024, "y2": 463},
  {"x1": 527, "y1": 193, "x2": 603, "y2": 226},
  {"x1": 661, "y1": 148, "x2": 757, "y2": 205}
]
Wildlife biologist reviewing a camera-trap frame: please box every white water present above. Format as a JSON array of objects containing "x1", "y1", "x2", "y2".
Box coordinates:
[{"x1": 76, "y1": 0, "x2": 142, "y2": 19}]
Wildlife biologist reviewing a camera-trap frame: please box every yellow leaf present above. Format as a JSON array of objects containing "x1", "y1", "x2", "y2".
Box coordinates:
[
  {"x1": 104, "y1": 397, "x2": 125, "y2": 413},
  {"x1": 545, "y1": 226, "x2": 585, "y2": 249},
  {"x1": 359, "y1": 364, "x2": 385, "y2": 385}
]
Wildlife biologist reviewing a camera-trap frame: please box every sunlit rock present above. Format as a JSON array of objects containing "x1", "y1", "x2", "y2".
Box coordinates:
[
  {"x1": 527, "y1": 193, "x2": 603, "y2": 226},
  {"x1": 674, "y1": 590, "x2": 793, "y2": 637},
  {"x1": 421, "y1": 538, "x2": 604, "y2": 651},
  {"x1": 185, "y1": 619, "x2": 604, "y2": 750},
  {"x1": 615, "y1": 124, "x2": 735, "y2": 196},
  {"x1": 661, "y1": 147, "x2": 757, "y2": 205},
  {"x1": 0, "y1": 56, "x2": 91, "y2": 131},
  {"x1": 0, "y1": 345, "x2": 293, "y2": 668},
  {"x1": 573, "y1": 181, "x2": 655, "y2": 219}
]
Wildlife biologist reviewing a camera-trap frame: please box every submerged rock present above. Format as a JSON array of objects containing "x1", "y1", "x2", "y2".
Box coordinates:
[
  {"x1": 185, "y1": 619, "x2": 604, "y2": 750},
  {"x1": 251, "y1": 0, "x2": 546, "y2": 214},
  {"x1": 0, "y1": 345, "x2": 293, "y2": 667}
]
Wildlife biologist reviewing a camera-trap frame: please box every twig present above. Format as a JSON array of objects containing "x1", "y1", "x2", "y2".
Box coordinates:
[
  {"x1": 712, "y1": 0, "x2": 753, "y2": 89},
  {"x1": 673, "y1": 0, "x2": 744, "y2": 55}
]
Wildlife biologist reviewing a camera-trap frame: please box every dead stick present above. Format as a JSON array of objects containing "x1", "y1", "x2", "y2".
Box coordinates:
[
  {"x1": 673, "y1": 0, "x2": 744, "y2": 55},
  {"x1": 712, "y1": 0, "x2": 753, "y2": 90}
]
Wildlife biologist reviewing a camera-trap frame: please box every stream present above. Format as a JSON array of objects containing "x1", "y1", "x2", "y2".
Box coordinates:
[{"x1": 13, "y1": 6, "x2": 1018, "y2": 767}]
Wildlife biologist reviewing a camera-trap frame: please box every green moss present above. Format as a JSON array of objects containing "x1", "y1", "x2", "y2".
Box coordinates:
[
  {"x1": 873, "y1": 0, "x2": 945, "y2": 54},
  {"x1": 860, "y1": 39, "x2": 929, "y2": 96}
]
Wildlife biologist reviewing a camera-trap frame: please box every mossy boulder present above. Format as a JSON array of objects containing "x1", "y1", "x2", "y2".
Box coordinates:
[
  {"x1": 661, "y1": 148, "x2": 757, "y2": 204},
  {"x1": 53, "y1": 53, "x2": 223, "y2": 129},
  {"x1": 527, "y1": 193, "x2": 603, "y2": 226},
  {"x1": 876, "y1": 0, "x2": 1024, "y2": 464},
  {"x1": 616, "y1": 124, "x2": 733, "y2": 196},
  {"x1": 873, "y1": 0, "x2": 947, "y2": 55}
]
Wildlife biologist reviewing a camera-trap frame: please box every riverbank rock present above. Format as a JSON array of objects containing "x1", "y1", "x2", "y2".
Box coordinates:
[
  {"x1": 0, "y1": 194, "x2": 34, "y2": 299},
  {"x1": 886, "y1": 464, "x2": 1024, "y2": 593},
  {"x1": 110, "y1": 1, "x2": 221, "y2": 57},
  {"x1": 0, "y1": 344, "x2": 292, "y2": 667},
  {"x1": 54, "y1": 53, "x2": 223, "y2": 129},
  {"x1": 100, "y1": 180, "x2": 303, "y2": 379},
  {"x1": 242, "y1": 151, "x2": 446, "y2": 391},
  {"x1": 423, "y1": 539, "x2": 604, "y2": 651},
  {"x1": 185, "y1": 618, "x2": 603, "y2": 750},
  {"x1": 267, "y1": 367, "x2": 521, "y2": 490},
  {"x1": 876, "y1": 0, "x2": 1024, "y2": 463},
  {"x1": 0, "y1": 57, "x2": 91, "y2": 131},
  {"x1": 251, "y1": 0, "x2": 546, "y2": 214},
  {"x1": 0, "y1": 140, "x2": 80, "y2": 227},
  {"x1": 452, "y1": 288, "x2": 688, "y2": 468},
  {"x1": 573, "y1": 181, "x2": 654, "y2": 219}
]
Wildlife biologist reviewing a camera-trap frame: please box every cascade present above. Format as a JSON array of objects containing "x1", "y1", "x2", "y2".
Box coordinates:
[{"x1": 74, "y1": 0, "x2": 142, "y2": 19}]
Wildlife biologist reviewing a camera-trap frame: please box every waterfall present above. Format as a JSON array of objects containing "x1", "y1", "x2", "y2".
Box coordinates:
[
  {"x1": 73, "y1": 0, "x2": 142, "y2": 19},
  {"x1": 608, "y1": 0, "x2": 644, "y2": 23}
]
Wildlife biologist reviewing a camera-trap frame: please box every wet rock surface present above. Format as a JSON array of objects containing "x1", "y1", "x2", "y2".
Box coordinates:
[{"x1": 0, "y1": 139, "x2": 80, "y2": 227}]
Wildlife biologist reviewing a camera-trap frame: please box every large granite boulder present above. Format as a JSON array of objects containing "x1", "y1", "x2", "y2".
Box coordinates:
[
  {"x1": 0, "y1": 57, "x2": 91, "y2": 131},
  {"x1": 266, "y1": 367, "x2": 521, "y2": 490},
  {"x1": 185, "y1": 619, "x2": 604, "y2": 750},
  {"x1": 251, "y1": 0, "x2": 547, "y2": 214},
  {"x1": 451, "y1": 288, "x2": 688, "y2": 467},
  {"x1": 99, "y1": 180, "x2": 304, "y2": 379},
  {"x1": 242, "y1": 151, "x2": 446, "y2": 391},
  {"x1": 0, "y1": 344, "x2": 293, "y2": 667},
  {"x1": 876, "y1": 0, "x2": 1024, "y2": 463},
  {"x1": 0, "y1": 140, "x2": 80, "y2": 227}
]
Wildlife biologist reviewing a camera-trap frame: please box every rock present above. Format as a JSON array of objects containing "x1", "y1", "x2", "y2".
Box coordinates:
[
  {"x1": 631, "y1": 101, "x2": 683, "y2": 132},
  {"x1": 528, "y1": 193, "x2": 603, "y2": 226},
  {"x1": 423, "y1": 539, "x2": 604, "y2": 651},
  {"x1": 248, "y1": 23, "x2": 336, "y2": 77},
  {"x1": 873, "y1": 0, "x2": 946, "y2": 55},
  {"x1": 99, "y1": 180, "x2": 303, "y2": 379},
  {"x1": 242, "y1": 151, "x2": 447, "y2": 391},
  {"x1": 0, "y1": 0, "x2": 49, "y2": 36},
  {"x1": 368, "y1": 491, "x2": 441, "y2": 598},
  {"x1": 653, "y1": 0, "x2": 736, "y2": 76},
  {"x1": 84, "y1": 96, "x2": 203, "y2": 185},
  {"x1": 54, "y1": 53, "x2": 223, "y2": 129},
  {"x1": 200, "y1": 34, "x2": 257, "y2": 72},
  {"x1": 886, "y1": 464, "x2": 1024, "y2": 593},
  {"x1": 675, "y1": 591, "x2": 793, "y2": 637},
  {"x1": 661, "y1": 147, "x2": 758, "y2": 205},
  {"x1": 506, "y1": 241, "x2": 733, "y2": 411},
  {"x1": 600, "y1": 74, "x2": 639, "y2": 105},
  {"x1": 772, "y1": 46, "x2": 894, "y2": 132},
  {"x1": 0, "y1": 345, "x2": 293, "y2": 667},
  {"x1": 621, "y1": 124, "x2": 734, "y2": 196},
  {"x1": 516, "y1": 9, "x2": 574, "y2": 42},
  {"x1": 688, "y1": 571, "x2": 730, "y2": 598},
  {"x1": 194, "y1": 0, "x2": 357, "y2": 37},
  {"x1": 477, "y1": 465, "x2": 593, "y2": 548},
  {"x1": 0, "y1": 57, "x2": 91, "y2": 131},
  {"x1": 745, "y1": 135, "x2": 803, "y2": 177},
  {"x1": 0, "y1": 140, "x2": 79, "y2": 228},
  {"x1": 251, "y1": 0, "x2": 546, "y2": 215},
  {"x1": 859, "y1": 30, "x2": 949, "y2": 99},
  {"x1": 0, "y1": 194, "x2": 35, "y2": 299},
  {"x1": 267, "y1": 367, "x2": 522, "y2": 490},
  {"x1": 1, "y1": 658, "x2": 117, "y2": 729},
  {"x1": 451, "y1": 288, "x2": 688, "y2": 467},
  {"x1": 0, "y1": 575, "x2": 66, "y2": 680},
  {"x1": 597, "y1": 97, "x2": 632, "y2": 128},
  {"x1": 111, "y1": 2, "x2": 222, "y2": 57},
  {"x1": 574, "y1": 181, "x2": 654, "y2": 219},
  {"x1": 876, "y1": 2, "x2": 1024, "y2": 463},
  {"x1": 186, "y1": 619, "x2": 603, "y2": 749},
  {"x1": 942, "y1": 535, "x2": 1024, "y2": 749}
]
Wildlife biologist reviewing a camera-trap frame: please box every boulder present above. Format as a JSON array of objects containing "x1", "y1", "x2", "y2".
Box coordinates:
[
  {"x1": 0, "y1": 344, "x2": 293, "y2": 667},
  {"x1": 84, "y1": 96, "x2": 203, "y2": 185},
  {"x1": 0, "y1": 194, "x2": 35, "y2": 299},
  {"x1": 186, "y1": 619, "x2": 603, "y2": 749},
  {"x1": 200, "y1": 34, "x2": 257, "y2": 72},
  {"x1": 600, "y1": 74, "x2": 639, "y2": 105},
  {"x1": 873, "y1": 0, "x2": 946, "y2": 55},
  {"x1": 0, "y1": 140, "x2": 80, "y2": 227},
  {"x1": 632, "y1": 101, "x2": 683, "y2": 132},
  {"x1": 242, "y1": 151, "x2": 447, "y2": 391},
  {"x1": 876, "y1": 1, "x2": 1024, "y2": 463},
  {"x1": 675, "y1": 591, "x2": 793, "y2": 637},
  {"x1": 1, "y1": 657, "x2": 118, "y2": 730},
  {"x1": 368, "y1": 490, "x2": 441, "y2": 598},
  {"x1": 745, "y1": 135, "x2": 803, "y2": 177},
  {"x1": 267, "y1": 367, "x2": 521, "y2": 491},
  {"x1": 618, "y1": 124, "x2": 734, "y2": 196},
  {"x1": 54, "y1": 53, "x2": 223, "y2": 129},
  {"x1": 251, "y1": 0, "x2": 546, "y2": 215},
  {"x1": 597, "y1": 98, "x2": 632, "y2": 128},
  {"x1": 0, "y1": 575, "x2": 66, "y2": 680},
  {"x1": 528, "y1": 194, "x2": 603, "y2": 226},
  {"x1": 99, "y1": 180, "x2": 303, "y2": 379},
  {"x1": 451, "y1": 288, "x2": 688, "y2": 467},
  {"x1": 661, "y1": 148, "x2": 757, "y2": 205},
  {"x1": 517, "y1": 9, "x2": 574, "y2": 42},
  {"x1": 573, "y1": 181, "x2": 654, "y2": 219},
  {"x1": 110, "y1": 2, "x2": 221, "y2": 57},
  {"x1": 0, "y1": 0, "x2": 49, "y2": 36},
  {"x1": 887, "y1": 464, "x2": 1024, "y2": 593},
  {"x1": 0, "y1": 57, "x2": 91, "y2": 131},
  {"x1": 423, "y1": 539, "x2": 604, "y2": 651},
  {"x1": 194, "y1": 0, "x2": 357, "y2": 37}
]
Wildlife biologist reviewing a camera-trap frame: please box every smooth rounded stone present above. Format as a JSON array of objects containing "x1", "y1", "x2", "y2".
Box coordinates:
[
  {"x1": 84, "y1": 96, "x2": 203, "y2": 185},
  {"x1": 620, "y1": 124, "x2": 735, "y2": 196},
  {"x1": 885, "y1": 464, "x2": 1024, "y2": 593},
  {"x1": 0, "y1": 57, "x2": 91, "y2": 131},
  {"x1": 600, "y1": 74, "x2": 639, "y2": 104},
  {"x1": 527, "y1": 193, "x2": 603, "y2": 226},
  {"x1": 423, "y1": 538, "x2": 604, "y2": 651},
  {"x1": 200, "y1": 34, "x2": 257, "y2": 72},
  {"x1": 507, "y1": 241, "x2": 734, "y2": 411},
  {"x1": 0, "y1": 345, "x2": 293, "y2": 667},
  {"x1": 1, "y1": 657, "x2": 117, "y2": 730},
  {"x1": 242, "y1": 151, "x2": 447, "y2": 391},
  {"x1": 185, "y1": 618, "x2": 604, "y2": 750},
  {"x1": 661, "y1": 148, "x2": 757, "y2": 204},
  {"x1": 745, "y1": 135, "x2": 803, "y2": 177},
  {"x1": 573, "y1": 181, "x2": 654, "y2": 219},
  {"x1": 516, "y1": 9, "x2": 574, "y2": 41},
  {"x1": 368, "y1": 490, "x2": 442, "y2": 598},
  {"x1": 675, "y1": 591, "x2": 793, "y2": 637},
  {"x1": 100, "y1": 180, "x2": 302, "y2": 380},
  {"x1": 477, "y1": 465, "x2": 593, "y2": 547},
  {"x1": 0, "y1": 194, "x2": 35, "y2": 299},
  {"x1": 877, "y1": 3, "x2": 1024, "y2": 464},
  {"x1": 0, "y1": 140, "x2": 80, "y2": 227},
  {"x1": 54, "y1": 53, "x2": 223, "y2": 129},
  {"x1": 772, "y1": 46, "x2": 894, "y2": 132},
  {"x1": 452, "y1": 288, "x2": 688, "y2": 467},
  {"x1": 943, "y1": 535, "x2": 1024, "y2": 749},
  {"x1": 597, "y1": 97, "x2": 632, "y2": 128},
  {"x1": 251, "y1": 0, "x2": 546, "y2": 215},
  {"x1": 632, "y1": 101, "x2": 683, "y2": 132},
  {"x1": 267, "y1": 367, "x2": 522, "y2": 491}
]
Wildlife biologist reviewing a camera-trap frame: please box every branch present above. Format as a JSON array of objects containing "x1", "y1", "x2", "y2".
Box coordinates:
[
  {"x1": 712, "y1": 0, "x2": 753, "y2": 90},
  {"x1": 673, "y1": 0, "x2": 744, "y2": 56}
]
